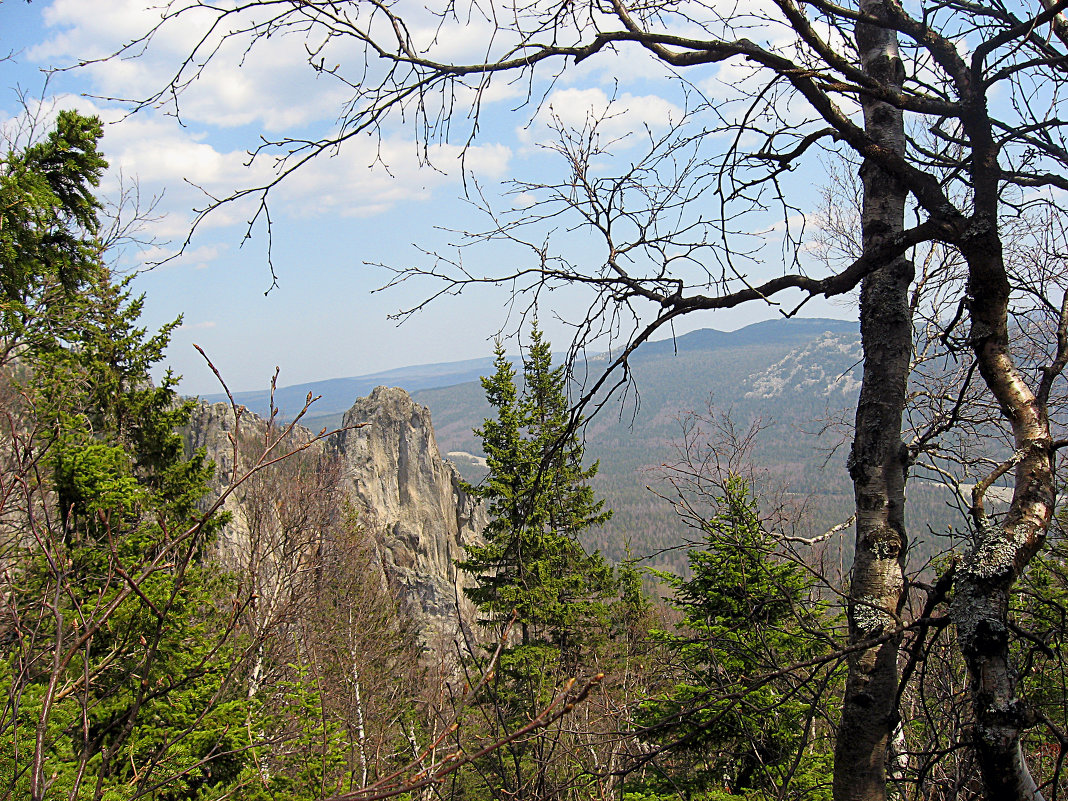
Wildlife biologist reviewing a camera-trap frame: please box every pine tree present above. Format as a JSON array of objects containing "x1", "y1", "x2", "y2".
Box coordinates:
[
  {"x1": 1, "y1": 110, "x2": 108, "y2": 364},
  {"x1": 460, "y1": 325, "x2": 613, "y2": 652},
  {"x1": 459, "y1": 325, "x2": 615, "y2": 801}
]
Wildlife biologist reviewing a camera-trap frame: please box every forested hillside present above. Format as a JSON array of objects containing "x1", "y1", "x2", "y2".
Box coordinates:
[
  {"x1": 242, "y1": 316, "x2": 973, "y2": 575},
  {"x1": 412, "y1": 321, "x2": 971, "y2": 574},
  {"x1": 0, "y1": 113, "x2": 855, "y2": 799}
]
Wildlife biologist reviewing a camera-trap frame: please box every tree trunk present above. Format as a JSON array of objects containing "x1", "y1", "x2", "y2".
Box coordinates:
[
  {"x1": 955, "y1": 223, "x2": 1052, "y2": 800},
  {"x1": 832, "y1": 8, "x2": 912, "y2": 801},
  {"x1": 350, "y1": 608, "x2": 370, "y2": 789}
]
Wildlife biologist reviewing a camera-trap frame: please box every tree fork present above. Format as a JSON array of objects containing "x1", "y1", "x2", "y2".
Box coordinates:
[{"x1": 955, "y1": 226, "x2": 1052, "y2": 800}]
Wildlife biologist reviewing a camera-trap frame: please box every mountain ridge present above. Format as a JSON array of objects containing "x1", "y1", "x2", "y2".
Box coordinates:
[
  {"x1": 195, "y1": 316, "x2": 964, "y2": 576},
  {"x1": 203, "y1": 317, "x2": 858, "y2": 420}
]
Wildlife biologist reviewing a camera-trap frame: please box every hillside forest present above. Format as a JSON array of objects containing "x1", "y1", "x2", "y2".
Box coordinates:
[{"x1": 5, "y1": 108, "x2": 1068, "y2": 801}]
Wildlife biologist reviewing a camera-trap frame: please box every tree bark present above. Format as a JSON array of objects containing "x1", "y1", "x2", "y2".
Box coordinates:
[
  {"x1": 955, "y1": 221, "x2": 1051, "y2": 800},
  {"x1": 832, "y1": 9, "x2": 912, "y2": 801}
]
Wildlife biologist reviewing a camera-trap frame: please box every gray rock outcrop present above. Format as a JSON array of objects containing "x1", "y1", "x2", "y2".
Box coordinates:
[
  {"x1": 184, "y1": 386, "x2": 485, "y2": 646},
  {"x1": 334, "y1": 387, "x2": 484, "y2": 627}
]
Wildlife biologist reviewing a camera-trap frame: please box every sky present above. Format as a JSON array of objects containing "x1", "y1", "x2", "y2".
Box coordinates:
[{"x1": 2, "y1": 0, "x2": 853, "y2": 396}]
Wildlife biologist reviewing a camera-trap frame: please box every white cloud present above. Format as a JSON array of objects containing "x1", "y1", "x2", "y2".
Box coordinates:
[
  {"x1": 134, "y1": 241, "x2": 227, "y2": 273},
  {"x1": 408, "y1": 15, "x2": 506, "y2": 62},
  {"x1": 255, "y1": 138, "x2": 512, "y2": 219},
  {"x1": 32, "y1": 0, "x2": 354, "y2": 132},
  {"x1": 755, "y1": 213, "x2": 810, "y2": 238},
  {"x1": 4, "y1": 89, "x2": 511, "y2": 255},
  {"x1": 17, "y1": 0, "x2": 517, "y2": 247},
  {"x1": 29, "y1": 0, "x2": 535, "y2": 138},
  {"x1": 110, "y1": 125, "x2": 512, "y2": 233}
]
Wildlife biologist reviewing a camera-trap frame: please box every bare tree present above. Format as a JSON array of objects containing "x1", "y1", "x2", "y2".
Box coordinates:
[
  {"x1": 97, "y1": 1, "x2": 1068, "y2": 798},
  {"x1": 221, "y1": 429, "x2": 434, "y2": 796}
]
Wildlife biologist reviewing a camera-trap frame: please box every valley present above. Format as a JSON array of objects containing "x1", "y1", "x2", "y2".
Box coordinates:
[{"x1": 208, "y1": 317, "x2": 973, "y2": 575}]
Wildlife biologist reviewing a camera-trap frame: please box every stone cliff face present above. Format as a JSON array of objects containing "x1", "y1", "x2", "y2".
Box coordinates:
[
  {"x1": 333, "y1": 387, "x2": 484, "y2": 627},
  {"x1": 184, "y1": 386, "x2": 484, "y2": 643}
]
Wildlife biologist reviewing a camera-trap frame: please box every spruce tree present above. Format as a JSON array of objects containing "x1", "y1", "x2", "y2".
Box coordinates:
[
  {"x1": 637, "y1": 477, "x2": 832, "y2": 799},
  {"x1": 460, "y1": 325, "x2": 613, "y2": 652},
  {"x1": 1, "y1": 110, "x2": 108, "y2": 363},
  {"x1": 520, "y1": 323, "x2": 612, "y2": 658},
  {"x1": 459, "y1": 325, "x2": 614, "y2": 800},
  {"x1": 0, "y1": 112, "x2": 250, "y2": 801},
  {"x1": 459, "y1": 340, "x2": 535, "y2": 632}
]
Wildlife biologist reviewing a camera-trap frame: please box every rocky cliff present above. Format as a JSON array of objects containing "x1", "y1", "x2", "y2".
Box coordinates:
[
  {"x1": 333, "y1": 387, "x2": 485, "y2": 624},
  {"x1": 184, "y1": 386, "x2": 485, "y2": 645}
]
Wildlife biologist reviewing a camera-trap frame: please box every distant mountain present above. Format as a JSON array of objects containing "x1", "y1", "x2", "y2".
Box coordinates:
[
  {"x1": 627, "y1": 317, "x2": 857, "y2": 359},
  {"x1": 410, "y1": 318, "x2": 877, "y2": 571},
  {"x1": 415, "y1": 319, "x2": 966, "y2": 574},
  {"x1": 200, "y1": 355, "x2": 498, "y2": 421},
  {"x1": 742, "y1": 327, "x2": 863, "y2": 400},
  {"x1": 202, "y1": 318, "x2": 858, "y2": 422},
  {"x1": 199, "y1": 317, "x2": 962, "y2": 573}
]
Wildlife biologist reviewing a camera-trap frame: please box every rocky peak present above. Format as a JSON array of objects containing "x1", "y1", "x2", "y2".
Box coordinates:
[
  {"x1": 332, "y1": 386, "x2": 484, "y2": 627},
  {"x1": 743, "y1": 332, "x2": 863, "y2": 399},
  {"x1": 185, "y1": 386, "x2": 484, "y2": 646}
]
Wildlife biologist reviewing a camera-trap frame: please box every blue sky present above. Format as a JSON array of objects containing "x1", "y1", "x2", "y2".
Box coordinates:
[{"x1": 2, "y1": 0, "x2": 852, "y2": 396}]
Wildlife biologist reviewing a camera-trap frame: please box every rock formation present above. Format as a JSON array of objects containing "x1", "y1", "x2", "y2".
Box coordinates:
[
  {"x1": 333, "y1": 387, "x2": 485, "y2": 622},
  {"x1": 184, "y1": 386, "x2": 485, "y2": 646}
]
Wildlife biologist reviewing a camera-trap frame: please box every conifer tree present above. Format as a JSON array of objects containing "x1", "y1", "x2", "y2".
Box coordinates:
[
  {"x1": 459, "y1": 325, "x2": 615, "y2": 801},
  {"x1": 1, "y1": 110, "x2": 108, "y2": 364},
  {"x1": 0, "y1": 111, "x2": 250, "y2": 801},
  {"x1": 460, "y1": 324, "x2": 613, "y2": 652},
  {"x1": 520, "y1": 324, "x2": 612, "y2": 658},
  {"x1": 460, "y1": 341, "x2": 535, "y2": 634},
  {"x1": 637, "y1": 477, "x2": 832, "y2": 799}
]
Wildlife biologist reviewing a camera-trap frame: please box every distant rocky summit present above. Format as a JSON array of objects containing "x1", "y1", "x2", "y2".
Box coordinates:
[{"x1": 184, "y1": 386, "x2": 485, "y2": 646}]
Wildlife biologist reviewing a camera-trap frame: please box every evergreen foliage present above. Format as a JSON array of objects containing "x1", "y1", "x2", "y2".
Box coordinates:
[
  {"x1": 0, "y1": 111, "x2": 247, "y2": 801},
  {"x1": 1006, "y1": 533, "x2": 1068, "y2": 788},
  {"x1": 459, "y1": 325, "x2": 617, "y2": 800},
  {"x1": 460, "y1": 325, "x2": 613, "y2": 654},
  {"x1": 637, "y1": 477, "x2": 833, "y2": 799},
  {"x1": 1, "y1": 110, "x2": 108, "y2": 361}
]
